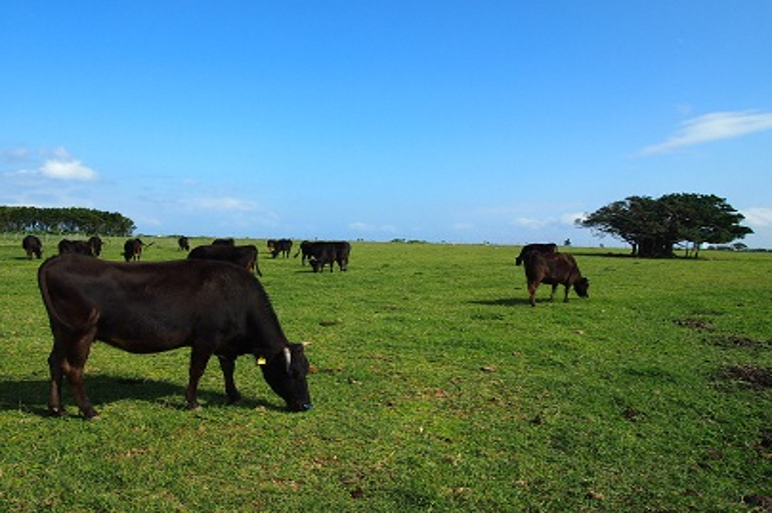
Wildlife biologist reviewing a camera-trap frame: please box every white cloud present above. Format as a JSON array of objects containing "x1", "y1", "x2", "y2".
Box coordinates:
[
  {"x1": 40, "y1": 158, "x2": 98, "y2": 181},
  {"x1": 741, "y1": 207, "x2": 772, "y2": 227},
  {"x1": 640, "y1": 110, "x2": 772, "y2": 155}
]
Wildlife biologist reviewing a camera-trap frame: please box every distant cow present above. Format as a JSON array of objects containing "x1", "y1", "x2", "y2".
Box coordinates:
[
  {"x1": 188, "y1": 244, "x2": 263, "y2": 277},
  {"x1": 515, "y1": 243, "x2": 557, "y2": 266},
  {"x1": 58, "y1": 239, "x2": 97, "y2": 256},
  {"x1": 304, "y1": 241, "x2": 351, "y2": 273},
  {"x1": 295, "y1": 240, "x2": 313, "y2": 266},
  {"x1": 522, "y1": 251, "x2": 589, "y2": 307},
  {"x1": 37, "y1": 254, "x2": 313, "y2": 418},
  {"x1": 212, "y1": 238, "x2": 235, "y2": 246},
  {"x1": 268, "y1": 239, "x2": 293, "y2": 259},
  {"x1": 22, "y1": 235, "x2": 43, "y2": 259},
  {"x1": 123, "y1": 238, "x2": 144, "y2": 262},
  {"x1": 178, "y1": 236, "x2": 190, "y2": 251}
]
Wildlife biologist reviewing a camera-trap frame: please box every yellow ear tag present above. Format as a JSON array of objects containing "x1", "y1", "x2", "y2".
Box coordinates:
[{"x1": 257, "y1": 357, "x2": 267, "y2": 366}]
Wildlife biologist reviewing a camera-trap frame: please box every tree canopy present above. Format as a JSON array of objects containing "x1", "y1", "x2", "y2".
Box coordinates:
[
  {"x1": 577, "y1": 193, "x2": 753, "y2": 257},
  {"x1": 0, "y1": 206, "x2": 136, "y2": 237}
]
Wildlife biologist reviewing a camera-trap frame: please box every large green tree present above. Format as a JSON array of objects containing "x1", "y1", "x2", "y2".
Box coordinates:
[
  {"x1": 0, "y1": 206, "x2": 136, "y2": 236},
  {"x1": 578, "y1": 193, "x2": 753, "y2": 257}
]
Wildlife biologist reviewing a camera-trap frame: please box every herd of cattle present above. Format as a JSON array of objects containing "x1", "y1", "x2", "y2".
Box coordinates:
[
  {"x1": 22, "y1": 234, "x2": 352, "y2": 274},
  {"x1": 20, "y1": 234, "x2": 588, "y2": 419}
]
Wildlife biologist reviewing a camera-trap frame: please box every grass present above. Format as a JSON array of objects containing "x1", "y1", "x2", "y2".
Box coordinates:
[{"x1": 0, "y1": 235, "x2": 770, "y2": 512}]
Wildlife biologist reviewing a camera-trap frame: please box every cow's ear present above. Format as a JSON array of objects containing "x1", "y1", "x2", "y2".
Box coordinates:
[{"x1": 256, "y1": 356, "x2": 267, "y2": 366}]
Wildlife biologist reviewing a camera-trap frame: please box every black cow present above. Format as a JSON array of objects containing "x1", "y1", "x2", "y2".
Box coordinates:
[
  {"x1": 37, "y1": 254, "x2": 312, "y2": 418},
  {"x1": 522, "y1": 251, "x2": 589, "y2": 307},
  {"x1": 22, "y1": 235, "x2": 43, "y2": 259},
  {"x1": 212, "y1": 238, "x2": 235, "y2": 246},
  {"x1": 178, "y1": 236, "x2": 190, "y2": 251},
  {"x1": 188, "y1": 244, "x2": 263, "y2": 277},
  {"x1": 87, "y1": 236, "x2": 103, "y2": 257},
  {"x1": 268, "y1": 239, "x2": 293, "y2": 259},
  {"x1": 123, "y1": 238, "x2": 144, "y2": 262},
  {"x1": 58, "y1": 239, "x2": 97, "y2": 256},
  {"x1": 305, "y1": 241, "x2": 351, "y2": 273},
  {"x1": 295, "y1": 240, "x2": 312, "y2": 266},
  {"x1": 515, "y1": 243, "x2": 557, "y2": 266}
]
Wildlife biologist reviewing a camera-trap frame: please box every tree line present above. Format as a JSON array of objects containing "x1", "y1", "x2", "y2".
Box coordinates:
[
  {"x1": 577, "y1": 193, "x2": 753, "y2": 258},
  {"x1": 0, "y1": 206, "x2": 136, "y2": 237}
]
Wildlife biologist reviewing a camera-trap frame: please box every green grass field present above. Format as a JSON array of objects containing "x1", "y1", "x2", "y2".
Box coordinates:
[{"x1": 1, "y1": 235, "x2": 770, "y2": 512}]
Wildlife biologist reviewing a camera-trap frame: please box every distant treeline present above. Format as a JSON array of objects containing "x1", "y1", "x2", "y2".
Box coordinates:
[{"x1": 0, "y1": 206, "x2": 136, "y2": 236}]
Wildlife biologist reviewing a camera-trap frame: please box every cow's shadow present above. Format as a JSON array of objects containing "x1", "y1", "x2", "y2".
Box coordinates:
[
  {"x1": 0, "y1": 375, "x2": 283, "y2": 418},
  {"x1": 469, "y1": 297, "x2": 531, "y2": 307}
]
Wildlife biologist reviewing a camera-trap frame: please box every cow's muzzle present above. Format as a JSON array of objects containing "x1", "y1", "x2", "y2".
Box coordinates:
[{"x1": 289, "y1": 402, "x2": 314, "y2": 412}]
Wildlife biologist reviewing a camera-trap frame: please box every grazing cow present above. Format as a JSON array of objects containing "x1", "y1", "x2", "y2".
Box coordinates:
[
  {"x1": 22, "y1": 235, "x2": 43, "y2": 259},
  {"x1": 188, "y1": 244, "x2": 263, "y2": 277},
  {"x1": 123, "y1": 238, "x2": 144, "y2": 262},
  {"x1": 522, "y1": 251, "x2": 589, "y2": 307},
  {"x1": 268, "y1": 239, "x2": 293, "y2": 259},
  {"x1": 305, "y1": 241, "x2": 351, "y2": 273},
  {"x1": 295, "y1": 240, "x2": 312, "y2": 265},
  {"x1": 515, "y1": 243, "x2": 557, "y2": 266},
  {"x1": 178, "y1": 236, "x2": 190, "y2": 251},
  {"x1": 38, "y1": 254, "x2": 313, "y2": 418},
  {"x1": 58, "y1": 239, "x2": 97, "y2": 256},
  {"x1": 212, "y1": 238, "x2": 235, "y2": 246},
  {"x1": 88, "y1": 236, "x2": 103, "y2": 257}
]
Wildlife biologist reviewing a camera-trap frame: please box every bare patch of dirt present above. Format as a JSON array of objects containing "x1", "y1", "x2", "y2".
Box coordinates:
[
  {"x1": 711, "y1": 334, "x2": 771, "y2": 350},
  {"x1": 714, "y1": 365, "x2": 772, "y2": 390},
  {"x1": 674, "y1": 317, "x2": 716, "y2": 332}
]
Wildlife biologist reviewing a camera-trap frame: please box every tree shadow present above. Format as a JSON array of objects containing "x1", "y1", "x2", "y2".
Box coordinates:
[{"x1": 0, "y1": 375, "x2": 283, "y2": 418}]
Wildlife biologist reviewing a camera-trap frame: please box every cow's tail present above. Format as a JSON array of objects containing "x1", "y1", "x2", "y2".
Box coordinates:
[{"x1": 38, "y1": 258, "x2": 100, "y2": 333}]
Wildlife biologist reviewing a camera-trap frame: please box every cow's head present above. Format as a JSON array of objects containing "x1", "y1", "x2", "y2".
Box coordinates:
[
  {"x1": 574, "y1": 277, "x2": 590, "y2": 298},
  {"x1": 260, "y1": 343, "x2": 313, "y2": 412}
]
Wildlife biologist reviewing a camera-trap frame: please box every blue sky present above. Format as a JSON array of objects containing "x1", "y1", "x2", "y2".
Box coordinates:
[{"x1": 2, "y1": 2, "x2": 771, "y2": 247}]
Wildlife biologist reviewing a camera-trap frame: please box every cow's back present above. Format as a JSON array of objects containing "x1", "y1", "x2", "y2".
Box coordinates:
[{"x1": 39, "y1": 255, "x2": 273, "y2": 351}]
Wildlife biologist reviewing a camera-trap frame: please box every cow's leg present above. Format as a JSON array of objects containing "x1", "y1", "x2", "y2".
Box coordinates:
[
  {"x1": 563, "y1": 284, "x2": 571, "y2": 303},
  {"x1": 217, "y1": 355, "x2": 241, "y2": 404},
  {"x1": 48, "y1": 345, "x2": 67, "y2": 416},
  {"x1": 55, "y1": 331, "x2": 98, "y2": 419},
  {"x1": 549, "y1": 284, "x2": 559, "y2": 302},
  {"x1": 186, "y1": 347, "x2": 212, "y2": 410},
  {"x1": 527, "y1": 281, "x2": 539, "y2": 307}
]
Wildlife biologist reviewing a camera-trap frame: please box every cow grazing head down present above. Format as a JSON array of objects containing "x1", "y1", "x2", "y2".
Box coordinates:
[
  {"x1": 259, "y1": 344, "x2": 313, "y2": 412},
  {"x1": 38, "y1": 255, "x2": 312, "y2": 418},
  {"x1": 573, "y1": 277, "x2": 590, "y2": 298}
]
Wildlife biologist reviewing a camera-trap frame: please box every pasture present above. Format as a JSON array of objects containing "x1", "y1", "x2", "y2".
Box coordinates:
[{"x1": 0, "y1": 235, "x2": 770, "y2": 512}]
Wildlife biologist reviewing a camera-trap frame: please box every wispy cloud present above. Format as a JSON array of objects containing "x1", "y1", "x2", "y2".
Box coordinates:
[
  {"x1": 186, "y1": 196, "x2": 257, "y2": 212},
  {"x1": 1, "y1": 145, "x2": 99, "y2": 181},
  {"x1": 640, "y1": 110, "x2": 772, "y2": 155},
  {"x1": 742, "y1": 207, "x2": 772, "y2": 227}
]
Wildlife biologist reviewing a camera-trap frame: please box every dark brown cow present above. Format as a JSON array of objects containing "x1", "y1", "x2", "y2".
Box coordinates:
[
  {"x1": 88, "y1": 236, "x2": 103, "y2": 257},
  {"x1": 515, "y1": 243, "x2": 557, "y2": 266},
  {"x1": 178, "y1": 236, "x2": 190, "y2": 251},
  {"x1": 123, "y1": 238, "x2": 144, "y2": 262},
  {"x1": 212, "y1": 238, "x2": 235, "y2": 246},
  {"x1": 268, "y1": 239, "x2": 293, "y2": 258},
  {"x1": 37, "y1": 254, "x2": 312, "y2": 418},
  {"x1": 22, "y1": 235, "x2": 43, "y2": 259},
  {"x1": 188, "y1": 244, "x2": 263, "y2": 277},
  {"x1": 522, "y1": 251, "x2": 589, "y2": 307},
  {"x1": 304, "y1": 241, "x2": 351, "y2": 272},
  {"x1": 58, "y1": 239, "x2": 96, "y2": 256}
]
